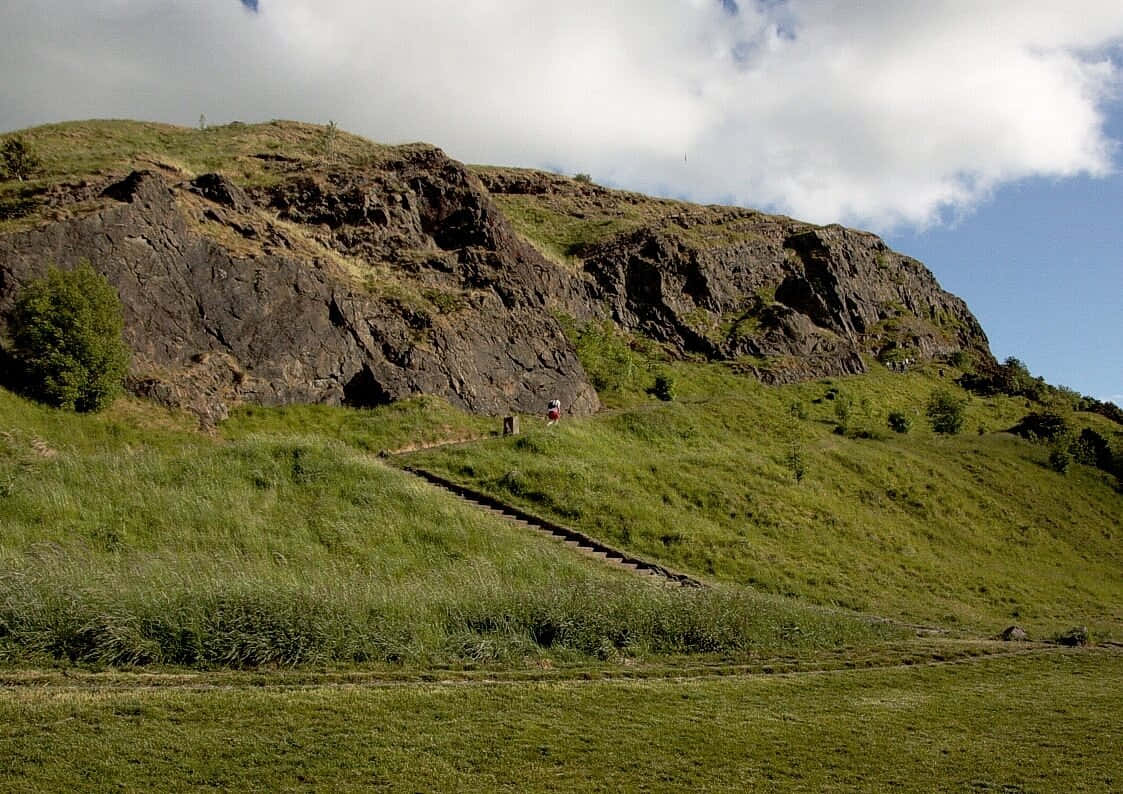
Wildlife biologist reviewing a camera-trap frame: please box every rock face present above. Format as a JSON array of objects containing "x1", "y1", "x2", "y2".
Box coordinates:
[
  {"x1": 480, "y1": 169, "x2": 991, "y2": 384},
  {"x1": 0, "y1": 152, "x2": 599, "y2": 420},
  {"x1": 0, "y1": 128, "x2": 993, "y2": 418}
]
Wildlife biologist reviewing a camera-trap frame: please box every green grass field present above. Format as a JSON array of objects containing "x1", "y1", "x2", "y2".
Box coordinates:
[{"x1": 2, "y1": 649, "x2": 1119, "y2": 792}]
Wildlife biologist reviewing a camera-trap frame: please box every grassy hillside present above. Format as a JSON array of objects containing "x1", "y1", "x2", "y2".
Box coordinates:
[
  {"x1": 0, "y1": 386, "x2": 904, "y2": 668},
  {"x1": 408, "y1": 343, "x2": 1123, "y2": 639},
  {"x1": 0, "y1": 119, "x2": 417, "y2": 233}
]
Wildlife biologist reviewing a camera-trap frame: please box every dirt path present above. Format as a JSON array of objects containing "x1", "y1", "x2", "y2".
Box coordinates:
[{"x1": 1, "y1": 644, "x2": 1111, "y2": 696}]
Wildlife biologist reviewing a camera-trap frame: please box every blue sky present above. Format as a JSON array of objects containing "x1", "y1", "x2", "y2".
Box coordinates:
[
  {"x1": 0, "y1": 0, "x2": 1120, "y2": 401},
  {"x1": 887, "y1": 96, "x2": 1123, "y2": 403},
  {"x1": 887, "y1": 152, "x2": 1123, "y2": 403}
]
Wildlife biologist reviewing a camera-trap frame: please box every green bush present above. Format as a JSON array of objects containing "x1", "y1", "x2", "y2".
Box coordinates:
[
  {"x1": 650, "y1": 372, "x2": 676, "y2": 402},
  {"x1": 1048, "y1": 449, "x2": 1071, "y2": 474},
  {"x1": 570, "y1": 319, "x2": 651, "y2": 396},
  {"x1": 926, "y1": 388, "x2": 966, "y2": 435},
  {"x1": 948, "y1": 350, "x2": 973, "y2": 371},
  {"x1": 1069, "y1": 428, "x2": 1113, "y2": 471},
  {"x1": 784, "y1": 443, "x2": 806, "y2": 482},
  {"x1": 0, "y1": 135, "x2": 42, "y2": 182},
  {"x1": 887, "y1": 411, "x2": 911, "y2": 434},
  {"x1": 833, "y1": 390, "x2": 854, "y2": 433},
  {"x1": 8, "y1": 262, "x2": 130, "y2": 412},
  {"x1": 1011, "y1": 412, "x2": 1069, "y2": 443}
]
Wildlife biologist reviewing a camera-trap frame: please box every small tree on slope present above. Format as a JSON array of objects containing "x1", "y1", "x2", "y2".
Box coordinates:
[{"x1": 9, "y1": 262, "x2": 130, "y2": 412}]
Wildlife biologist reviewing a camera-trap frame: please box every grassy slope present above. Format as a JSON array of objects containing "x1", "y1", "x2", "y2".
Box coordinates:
[
  {"x1": 2, "y1": 119, "x2": 1121, "y2": 787},
  {"x1": 5, "y1": 118, "x2": 393, "y2": 186},
  {"x1": 0, "y1": 119, "x2": 422, "y2": 236},
  {"x1": 3, "y1": 649, "x2": 1119, "y2": 792},
  {"x1": 409, "y1": 357, "x2": 1123, "y2": 639},
  {"x1": 0, "y1": 387, "x2": 903, "y2": 668}
]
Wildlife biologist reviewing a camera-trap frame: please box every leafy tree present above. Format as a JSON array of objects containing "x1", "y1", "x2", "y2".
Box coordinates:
[
  {"x1": 0, "y1": 136, "x2": 43, "y2": 182},
  {"x1": 926, "y1": 388, "x2": 966, "y2": 435},
  {"x1": 9, "y1": 262, "x2": 130, "y2": 411}
]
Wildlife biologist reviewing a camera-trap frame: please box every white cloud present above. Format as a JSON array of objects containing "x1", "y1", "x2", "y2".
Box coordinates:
[{"x1": 2, "y1": 0, "x2": 1122, "y2": 230}]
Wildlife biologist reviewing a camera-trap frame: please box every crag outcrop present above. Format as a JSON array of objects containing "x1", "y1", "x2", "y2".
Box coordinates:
[
  {"x1": 0, "y1": 122, "x2": 992, "y2": 418},
  {"x1": 480, "y1": 168, "x2": 990, "y2": 384},
  {"x1": 0, "y1": 151, "x2": 598, "y2": 421}
]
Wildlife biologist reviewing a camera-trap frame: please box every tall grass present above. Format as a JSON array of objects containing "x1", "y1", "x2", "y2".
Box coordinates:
[
  {"x1": 0, "y1": 387, "x2": 900, "y2": 668},
  {"x1": 410, "y1": 359, "x2": 1123, "y2": 638}
]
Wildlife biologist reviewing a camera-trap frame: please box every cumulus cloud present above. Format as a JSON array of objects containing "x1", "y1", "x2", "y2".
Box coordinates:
[{"x1": 2, "y1": 0, "x2": 1122, "y2": 229}]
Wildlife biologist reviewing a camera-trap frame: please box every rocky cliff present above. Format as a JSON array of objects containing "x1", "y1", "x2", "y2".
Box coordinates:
[
  {"x1": 0, "y1": 121, "x2": 991, "y2": 419},
  {"x1": 481, "y1": 168, "x2": 990, "y2": 385}
]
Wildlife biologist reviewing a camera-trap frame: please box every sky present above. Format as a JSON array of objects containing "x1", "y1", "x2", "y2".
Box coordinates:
[{"x1": 1, "y1": 1, "x2": 1120, "y2": 402}]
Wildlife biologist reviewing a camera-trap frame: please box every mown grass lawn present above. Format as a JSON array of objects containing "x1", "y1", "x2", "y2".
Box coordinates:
[{"x1": 1, "y1": 649, "x2": 1118, "y2": 792}]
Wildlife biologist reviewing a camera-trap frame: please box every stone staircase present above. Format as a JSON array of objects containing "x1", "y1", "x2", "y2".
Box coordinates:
[{"x1": 402, "y1": 466, "x2": 704, "y2": 588}]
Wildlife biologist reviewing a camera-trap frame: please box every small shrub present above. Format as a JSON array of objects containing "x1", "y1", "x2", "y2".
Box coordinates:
[
  {"x1": 649, "y1": 372, "x2": 675, "y2": 402},
  {"x1": 1055, "y1": 626, "x2": 1090, "y2": 646},
  {"x1": 0, "y1": 135, "x2": 43, "y2": 182},
  {"x1": 8, "y1": 262, "x2": 130, "y2": 412},
  {"x1": 573, "y1": 172, "x2": 593, "y2": 184},
  {"x1": 1069, "y1": 428, "x2": 1113, "y2": 471},
  {"x1": 833, "y1": 390, "x2": 853, "y2": 433},
  {"x1": 322, "y1": 120, "x2": 338, "y2": 160},
  {"x1": 948, "y1": 350, "x2": 972, "y2": 371},
  {"x1": 784, "y1": 443, "x2": 806, "y2": 482},
  {"x1": 887, "y1": 411, "x2": 911, "y2": 434},
  {"x1": 926, "y1": 388, "x2": 966, "y2": 435},
  {"x1": 1048, "y1": 449, "x2": 1071, "y2": 474},
  {"x1": 789, "y1": 400, "x2": 807, "y2": 420},
  {"x1": 571, "y1": 320, "x2": 650, "y2": 395},
  {"x1": 1011, "y1": 412, "x2": 1069, "y2": 443}
]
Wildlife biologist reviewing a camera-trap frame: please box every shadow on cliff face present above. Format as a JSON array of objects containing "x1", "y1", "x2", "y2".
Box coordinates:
[{"x1": 343, "y1": 366, "x2": 394, "y2": 408}]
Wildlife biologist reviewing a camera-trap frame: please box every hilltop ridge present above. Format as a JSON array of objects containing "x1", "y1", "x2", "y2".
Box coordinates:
[{"x1": 0, "y1": 120, "x2": 990, "y2": 420}]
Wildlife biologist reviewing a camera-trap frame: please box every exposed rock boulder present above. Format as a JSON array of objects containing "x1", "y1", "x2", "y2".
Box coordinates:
[
  {"x1": 561, "y1": 210, "x2": 988, "y2": 383},
  {"x1": 1000, "y1": 625, "x2": 1028, "y2": 641}
]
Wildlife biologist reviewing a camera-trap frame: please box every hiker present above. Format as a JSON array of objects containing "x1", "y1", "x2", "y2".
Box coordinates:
[{"x1": 546, "y1": 399, "x2": 561, "y2": 425}]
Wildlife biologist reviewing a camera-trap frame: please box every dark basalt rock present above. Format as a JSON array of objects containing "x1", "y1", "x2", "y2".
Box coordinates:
[
  {"x1": 189, "y1": 173, "x2": 253, "y2": 213},
  {"x1": 0, "y1": 165, "x2": 599, "y2": 420},
  {"x1": 0, "y1": 142, "x2": 992, "y2": 419}
]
